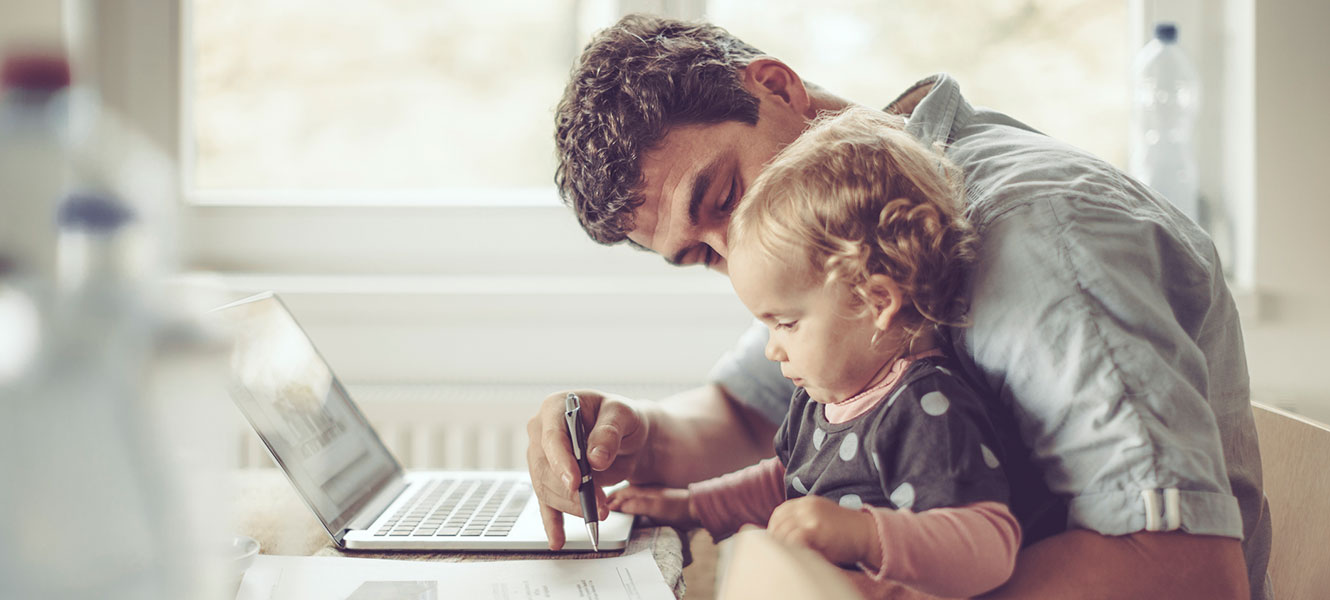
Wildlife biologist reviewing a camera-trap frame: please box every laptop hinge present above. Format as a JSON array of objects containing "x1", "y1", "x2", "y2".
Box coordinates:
[{"x1": 344, "y1": 476, "x2": 410, "y2": 536}]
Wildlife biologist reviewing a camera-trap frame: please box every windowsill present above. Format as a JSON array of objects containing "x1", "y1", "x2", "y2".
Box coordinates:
[
  {"x1": 204, "y1": 272, "x2": 735, "y2": 297},
  {"x1": 186, "y1": 188, "x2": 562, "y2": 208},
  {"x1": 186, "y1": 271, "x2": 752, "y2": 385}
]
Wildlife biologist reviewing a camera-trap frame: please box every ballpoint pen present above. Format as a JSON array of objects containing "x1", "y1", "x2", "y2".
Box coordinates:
[{"x1": 564, "y1": 392, "x2": 600, "y2": 551}]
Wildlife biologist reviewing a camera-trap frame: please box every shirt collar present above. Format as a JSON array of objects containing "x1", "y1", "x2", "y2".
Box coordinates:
[{"x1": 886, "y1": 73, "x2": 971, "y2": 149}]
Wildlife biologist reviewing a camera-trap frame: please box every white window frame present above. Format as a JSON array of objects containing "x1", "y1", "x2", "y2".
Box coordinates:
[
  {"x1": 111, "y1": 0, "x2": 725, "y2": 279},
  {"x1": 76, "y1": 0, "x2": 745, "y2": 385}
]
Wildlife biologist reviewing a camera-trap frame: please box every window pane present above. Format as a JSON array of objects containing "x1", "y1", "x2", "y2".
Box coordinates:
[
  {"x1": 189, "y1": 1, "x2": 1128, "y2": 197},
  {"x1": 189, "y1": 0, "x2": 583, "y2": 192},
  {"x1": 707, "y1": 0, "x2": 1129, "y2": 167}
]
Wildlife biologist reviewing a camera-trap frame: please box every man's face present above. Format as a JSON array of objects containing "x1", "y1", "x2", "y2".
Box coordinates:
[
  {"x1": 728, "y1": 244, "x2": 887, "y2": 404},
  {"x1": 626, "y1": 85, "x2": 809, "y2": 275}
]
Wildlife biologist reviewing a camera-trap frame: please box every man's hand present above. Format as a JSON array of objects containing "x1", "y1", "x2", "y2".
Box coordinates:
[
  {"x1": 525, "y1": 389, "x2": 650, "y2": 550},
  {"x1": 768, "y1": 495, "x2": 880, "y2": 568},
  {"x1": 607, "y1": 485, "x2": 699, "y2": 528}
]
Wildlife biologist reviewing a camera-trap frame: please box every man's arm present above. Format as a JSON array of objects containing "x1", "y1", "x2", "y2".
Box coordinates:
[
  {"x1": 983, "y1": 530, "x2": 1249, "y2": 600},
  {"x1": 850, "y1": 529, "x2": 1248, "y2": 600},
  {"x1": 636, "y1": 383, "x2": 779, "y2": 486}
]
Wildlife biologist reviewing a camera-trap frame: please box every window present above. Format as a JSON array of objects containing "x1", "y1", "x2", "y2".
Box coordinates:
[
  {"x1": 186, "y1": 0, "x2": 619, "y2": 205},
  {"x1": 708, "y1": 0, "x2": 1129, "y2": 168},
  {"x1": 188, "y1": 1, "x2": 1129, "y2": 207}
]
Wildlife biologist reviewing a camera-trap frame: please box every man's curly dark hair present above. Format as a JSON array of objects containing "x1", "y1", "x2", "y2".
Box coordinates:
[{"x1": 554, "y1": 14, "x2": 765, "y2": 245}]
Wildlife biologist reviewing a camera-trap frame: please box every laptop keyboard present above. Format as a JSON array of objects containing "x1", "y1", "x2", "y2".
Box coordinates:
[{"x1": 374, "y1": 478, "x2": 533, "y2": 537}]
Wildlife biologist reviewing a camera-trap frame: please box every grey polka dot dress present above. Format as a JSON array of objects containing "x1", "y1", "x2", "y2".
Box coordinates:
[{"x1": 775, "y1": 356, "x2": 1066, "y2": 544}]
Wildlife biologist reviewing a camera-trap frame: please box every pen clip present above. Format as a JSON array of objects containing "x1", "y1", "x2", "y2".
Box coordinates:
[{"x1": 564, "y1": 393, "x2": 583, "y2": 461}]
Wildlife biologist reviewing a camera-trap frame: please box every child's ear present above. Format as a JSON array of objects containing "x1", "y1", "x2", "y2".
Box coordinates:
[{"x1": 864, "y1": 274, "x2": 904, "y2": 331}]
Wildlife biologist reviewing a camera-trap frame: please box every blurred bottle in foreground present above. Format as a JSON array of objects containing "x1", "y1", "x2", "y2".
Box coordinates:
[
  {"x1": 0, "y1": 51, "x2": 70, "y2": 385},
  {"x1": 1130, "y1": 22, "x2": 1202, "y2": 223},
  {"x1": 0, "y1": 51, "x2": 69, "y2": 286},
  {"x1": 0, "y1": 43, "x2": 229, "y2": 599}
]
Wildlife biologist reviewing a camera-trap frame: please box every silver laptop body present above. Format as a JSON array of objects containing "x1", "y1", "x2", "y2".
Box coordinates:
[{"x1": 216, "y1": 291, "x2": 632, "y2": 551}]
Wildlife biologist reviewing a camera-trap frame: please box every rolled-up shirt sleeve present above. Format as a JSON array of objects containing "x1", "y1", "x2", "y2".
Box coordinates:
[
  {"x1": 708, "y1": 320, "x2": 795, "y2": 427},
  {"x1": 955, "y1": 191, "x2": 1243, "y2": 539}
]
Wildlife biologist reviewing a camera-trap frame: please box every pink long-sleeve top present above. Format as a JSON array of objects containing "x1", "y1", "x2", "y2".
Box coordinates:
[{"x1": 688, "y1": 353, "x2": 1022, "y2": 598}]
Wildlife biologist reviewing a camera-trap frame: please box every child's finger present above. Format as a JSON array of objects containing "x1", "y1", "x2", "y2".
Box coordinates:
[
  {"x1": 617, "y1": 496, "x2": 648, "y2": 514},
  {"x1": 617, "y1": 495, "x2": 662, "y2": 517},
  {"x1": 597, "y1": 485, "x2": 610, "y2": 520},
  {"x1": 607, "y1": 486, "x2": 642, "y2": 504}
]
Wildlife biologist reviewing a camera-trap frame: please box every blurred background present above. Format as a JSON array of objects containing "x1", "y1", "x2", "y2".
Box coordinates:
[{"x1": 0, "y1": 0, "x2": 1326, "y2": 595}]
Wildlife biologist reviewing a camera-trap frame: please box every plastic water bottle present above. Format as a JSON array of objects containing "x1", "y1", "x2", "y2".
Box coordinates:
[
  {"x1": 1130, "y1": 22, "x2": 1202, "y2": 222},
  {"x1": 0, "y1": 52, "x2": 70, "y2": 384},
  {"x1": 0, "y1": 51, "x2": 70, "y2": 285}
]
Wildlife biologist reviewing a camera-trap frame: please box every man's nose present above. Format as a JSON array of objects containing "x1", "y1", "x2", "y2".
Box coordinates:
[{"x1": 701, "y1": 224, "x2": 729, "y2": 260}]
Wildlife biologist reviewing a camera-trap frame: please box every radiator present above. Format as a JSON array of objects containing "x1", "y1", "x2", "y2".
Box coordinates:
[{"x1": 233, "y1": 383, "x2": 688, "y2": 470}]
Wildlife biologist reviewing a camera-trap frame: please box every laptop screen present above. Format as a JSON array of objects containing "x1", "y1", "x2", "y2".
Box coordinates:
[{"x1": 220, "y1": 292, "x2": 401, "y2": 536}]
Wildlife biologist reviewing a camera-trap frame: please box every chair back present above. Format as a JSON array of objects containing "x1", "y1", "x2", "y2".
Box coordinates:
[{"x1": 1252, "y1": 402, "x2": 1330, "y2": 600}]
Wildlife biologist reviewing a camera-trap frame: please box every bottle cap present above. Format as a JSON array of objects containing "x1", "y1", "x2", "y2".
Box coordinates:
[
  {"x1": 58, "y1": 192, "x2": 135, "y2": 232},
  {"x1": 0, "y1": 51, "x2": 71, "y2": 93},
  {"x1": 1155, "y1": 23, "x2": 1178, "y2": 44}
]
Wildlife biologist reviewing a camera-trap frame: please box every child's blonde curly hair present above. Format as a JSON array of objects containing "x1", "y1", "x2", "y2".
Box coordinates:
[{"x1": 730, "y1": 105, "x2": 979, "y2": 345}]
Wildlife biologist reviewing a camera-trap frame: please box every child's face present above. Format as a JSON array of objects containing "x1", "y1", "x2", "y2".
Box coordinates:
[{"x1": 729, "y1": 243, "x2": 895, "y2": 404}]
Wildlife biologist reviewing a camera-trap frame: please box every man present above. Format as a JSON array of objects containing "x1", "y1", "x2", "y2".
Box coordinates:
[{"x1": 528, "y1": 14, "x2": 1267, "y2": 599}]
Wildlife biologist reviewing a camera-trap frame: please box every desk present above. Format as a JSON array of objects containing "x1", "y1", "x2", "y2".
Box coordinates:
[{"x1": 230, "y1": 469, "x2": 687, "y2": 598}]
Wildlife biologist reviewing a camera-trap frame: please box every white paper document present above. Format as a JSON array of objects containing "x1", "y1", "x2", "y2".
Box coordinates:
[{"x1": 235, "y1": 551, "x2": 674, "y2": 600}]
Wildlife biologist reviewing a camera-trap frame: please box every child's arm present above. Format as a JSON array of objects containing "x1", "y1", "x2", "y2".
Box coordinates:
[
  {"x1": 608, "y1": 457, "x2": 787, "y2": 539},
  {"x1": 856, "y1": 501, "x2": 1020, "y2": 598},
  {"x1": 687, "y1": 456, "x2": 787, "y2": 540},
  {"x1": 766, "y1": 497, "x2": 1020, "y2": 599},
  {"x1": 605, "y1": 485, "x2": 697, "y2": 527}
]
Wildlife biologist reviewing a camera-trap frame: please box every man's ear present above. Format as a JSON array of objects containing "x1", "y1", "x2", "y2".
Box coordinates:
[
  {"x1": 742, "y1": 58, "x2": 813, "y2": 118},
  {"x1": 864, "y1": 274, "x2": 905, "y2": 332}
]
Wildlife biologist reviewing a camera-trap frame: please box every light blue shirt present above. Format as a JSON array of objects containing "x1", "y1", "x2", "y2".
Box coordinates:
[{"x1": 709, "y1": 74, "x2": 1270, "y2": 598}]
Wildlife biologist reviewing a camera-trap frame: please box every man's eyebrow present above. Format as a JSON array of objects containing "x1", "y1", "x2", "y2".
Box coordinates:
[{"x1": 665, "y1": 156, "x2": 725, "y2": 267}]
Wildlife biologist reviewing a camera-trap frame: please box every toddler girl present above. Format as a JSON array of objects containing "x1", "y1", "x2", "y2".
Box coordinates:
[{"x1": 609, "y1": 106, "x2": 1060, "y2": 598}]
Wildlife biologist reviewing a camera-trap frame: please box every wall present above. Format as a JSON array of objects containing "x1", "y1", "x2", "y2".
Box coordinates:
[
  {"x1": 0, "y1": 2, "x2": 60, "y2": 48},
  {"x1": 1244, "y1": 0, "x2": 1330, "y2": 421}
]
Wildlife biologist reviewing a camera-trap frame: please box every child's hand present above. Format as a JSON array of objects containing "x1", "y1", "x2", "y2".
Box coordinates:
[
  {"x1": 606, "y1": 485, "x2": 699, "y2": 528},
  {"x1": 767, "y1": 496, "x2": 880, "y2": 568}
]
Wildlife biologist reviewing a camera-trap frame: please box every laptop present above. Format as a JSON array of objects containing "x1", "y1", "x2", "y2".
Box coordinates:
[{"x1": 215, "y1": 291, "x2": 633, "y2": 551}]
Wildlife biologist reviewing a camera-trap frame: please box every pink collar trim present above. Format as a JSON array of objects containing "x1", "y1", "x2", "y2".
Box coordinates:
[{"x1": 823, "y1": 349, "x2": 945, "y2": 424}]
